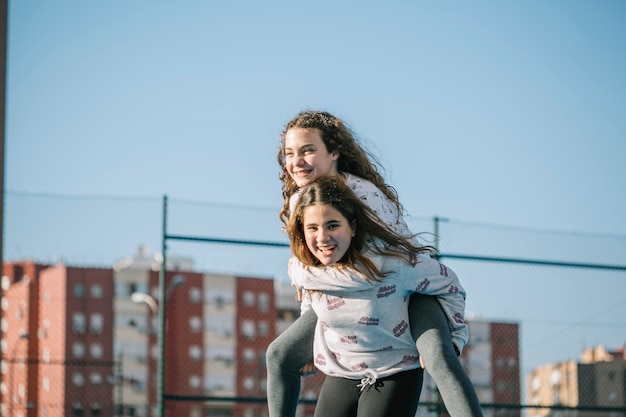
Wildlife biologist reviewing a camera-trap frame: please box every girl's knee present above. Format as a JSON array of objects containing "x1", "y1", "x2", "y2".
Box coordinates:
[{"x1": 266, "y1": 338, "x2": 287, "y2": 368}]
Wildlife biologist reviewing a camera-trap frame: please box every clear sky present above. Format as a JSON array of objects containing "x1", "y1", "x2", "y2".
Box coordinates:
[
  {"x1": 5, "y1": 0, "x2": 626, "y2": 395},
  {"x1": 6, "y1": 1, "x2": 626, "y2": 236}
]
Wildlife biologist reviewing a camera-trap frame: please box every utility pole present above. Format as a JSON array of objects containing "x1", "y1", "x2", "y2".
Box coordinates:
[{"x1": 0, "y1": 0, "x2": 9, "y2": 398}]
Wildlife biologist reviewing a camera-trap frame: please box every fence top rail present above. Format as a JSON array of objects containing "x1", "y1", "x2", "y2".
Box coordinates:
[
  {"x1": 165, "y1": 233, "x2": 626, "y2": 271},
  {"x1": 438, "y1": 253, "x2": 626, "y2": 271}
]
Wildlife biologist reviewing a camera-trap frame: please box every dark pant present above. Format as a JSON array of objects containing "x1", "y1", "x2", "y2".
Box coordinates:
[{"x1": 314, "y1": 368, "x2": 424, "y2": 417}]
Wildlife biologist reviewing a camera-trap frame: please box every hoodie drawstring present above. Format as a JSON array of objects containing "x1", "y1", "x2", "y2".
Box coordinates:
[{"x1": 357, "y1": 376, "x2": 377, "y2": 392}]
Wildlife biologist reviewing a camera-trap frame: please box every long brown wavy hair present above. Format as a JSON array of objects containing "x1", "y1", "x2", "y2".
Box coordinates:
[
  {"x1": 277, "y1": 110, "x2": 401, "y2": 225},
  {"x1": 287, "y1": 176, "x2": 435, "y2": 283}
]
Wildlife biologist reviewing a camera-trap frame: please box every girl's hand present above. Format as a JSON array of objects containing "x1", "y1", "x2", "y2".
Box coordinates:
[{"x1": 300, "y1": 361, "x2": 317, "y2": 376}]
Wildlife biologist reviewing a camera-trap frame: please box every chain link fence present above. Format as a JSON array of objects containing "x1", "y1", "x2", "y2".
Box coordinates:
[{"x1": 3, "y1": 190, "x2": 626, "y2": 417}]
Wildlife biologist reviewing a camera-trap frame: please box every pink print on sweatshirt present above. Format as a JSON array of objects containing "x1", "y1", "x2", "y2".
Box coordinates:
[
  {"x1": 415, "y1": 278, "x2": 429, "y2": 292},
  {"x1": 326, "y1": 296, "x2": 345, "y2": 310},
  {"x1": 393, "y1": 320, "x2": 409, "y2": 337},
  {"x1": 377, "y1": 284, "x2": 396, "y2": 298}
]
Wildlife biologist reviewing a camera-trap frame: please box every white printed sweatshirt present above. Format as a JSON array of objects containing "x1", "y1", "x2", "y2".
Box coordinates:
[
  {"x1": 290, "y1": 253, "x2": 467, "y2": 383},
  {"x1": 288, "y1": 172, "x2": 468, "y2": 352}
]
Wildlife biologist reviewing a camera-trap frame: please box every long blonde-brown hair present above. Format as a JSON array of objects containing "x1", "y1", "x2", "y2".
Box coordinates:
[
  {"x1": 287, "y1": 176, "x2": 435, "y2": 283},
  {"x1": 277, "y1": 110, "x2": 401, "y2": 225}
]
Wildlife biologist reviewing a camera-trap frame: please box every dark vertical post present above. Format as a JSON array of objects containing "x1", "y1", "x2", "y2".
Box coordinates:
[
  {"x1": 156, "y1": 195, "x2": 168, "y2": 417},
  {"x1": 116, "y1": 352, "x2": 124, "y2": 417},
  {"x1": 433, "y1": 216, "x2": 440, "y2": 256}
]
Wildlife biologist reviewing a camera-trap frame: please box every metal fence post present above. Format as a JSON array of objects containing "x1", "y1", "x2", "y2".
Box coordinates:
[{"x1": 157, "y1": 195, "x2": 168, "y2": 417}]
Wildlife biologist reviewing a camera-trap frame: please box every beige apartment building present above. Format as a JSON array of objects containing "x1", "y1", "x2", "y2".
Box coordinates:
[{"x1": 527, "y1": 345, "x2": 626, "y2": 417}]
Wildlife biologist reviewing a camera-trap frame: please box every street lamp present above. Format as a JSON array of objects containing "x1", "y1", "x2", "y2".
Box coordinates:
[
  {"x1": 131, "y1": 275, "x2": 185, "y2": 417},
  {"x1": 130, "y1": 293, "x2": 157, "y2": 315}
]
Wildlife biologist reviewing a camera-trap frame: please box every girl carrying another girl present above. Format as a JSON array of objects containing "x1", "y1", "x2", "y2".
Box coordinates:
[
  {"x1": 285, "y1": 175, "x2": 466, "y2": 417},
  {"x1": 266, "y1": 110, "x2": 483, "y2": 416}
]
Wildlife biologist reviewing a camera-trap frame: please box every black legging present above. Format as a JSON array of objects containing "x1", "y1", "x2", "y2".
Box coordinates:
[{"x1": 313, "y1": 368, "x2": 424, "y2": 417}]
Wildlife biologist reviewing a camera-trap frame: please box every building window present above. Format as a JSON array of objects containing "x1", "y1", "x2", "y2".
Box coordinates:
[
  {"x1": 243, "y1": 377, "x2": 255, "y2": 392},
  {"x1": 90, "y1": 372, "x2": 103, "y2": 385},
  {"x1": 115, "y1": 282, "x2": 126, "y2": 297},
  {"x1": 531, "y1": 376, "x2": 541, "y2": 393},
  {"x1": 189, "y1": 316, "x2": 202, "y2": 332},
  {"x1": 189, "y1": 345, "x2": 202, "y2": 361},
  {"x1": 74, "y1": 284, "x2": 85, "y2": 298},
  {"x1": 243, "y1": 291, "x2": 255, "y2": 307},
  {"x1": 189, "y1": 287, "x2": 202, "y2": 304},
  {"x1": 189, "y1": 375, "x2": 202, "y2": 389},
  {"x1": 241, "y1": 320, "x2": 255, "y2": 340},
  {"x1": 258, "y1": 293, "x2": 269, "y2": 313},
  {"x1": 72, "y1": 342, "x2": 85, "y2": 358},
  {"x1": 72, "y1": 372, "x2": 85, "y2": 386},
  {"x1": 90, "y1": 343, "x2": 103, "y2": 358},
  {"x1": 258, "y1": 321, "x2": 269, "y2": 337},
  {"x1": 72, "y1": 313, "x2": 86, "y2": 334},
  {"x1": 72, "y1": 403, "x2": 84, "y2": 416},
  {"x1": 42, "y1": 376, "x2": 50, "y2": 391},
  {"x1": 243, "y1": 348, "x2": 255, "y2": 363},
  {"x1": 90, "y1": 313, "x2": 104, "y2": 334},
  {"x1": 91, "y1": 284, "x2": 103, "y2": 299},
  {"x1": 90, "y1": 403, "x2": 102, "y2": 416}
]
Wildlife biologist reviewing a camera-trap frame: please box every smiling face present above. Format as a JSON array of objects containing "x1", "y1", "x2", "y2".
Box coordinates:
[
  {"x1": 283, "y1": 127, "x2": 339, "y2": 188},
  {"x1": 302, "y1": 203, "x2": 355, "y2": 265}
]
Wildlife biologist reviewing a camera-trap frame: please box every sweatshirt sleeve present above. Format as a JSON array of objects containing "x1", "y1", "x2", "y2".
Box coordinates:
[
  {"x1": 288, "y1": 254, "x2": 383, "y2": 291},
  {"x1": 345, "y1": 174, "x2": 415, "y2": 239}
]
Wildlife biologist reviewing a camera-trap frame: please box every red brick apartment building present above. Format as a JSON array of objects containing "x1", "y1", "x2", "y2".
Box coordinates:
[
  {"x1": 1, "y1": 261, "x2": 114, "y2": 417},
  {"x1": 417, "y1": 320, "x2": 521, "y2": 417},
  {"x1": 2, "y1": 258, "x2": 277, "y2": 417}
]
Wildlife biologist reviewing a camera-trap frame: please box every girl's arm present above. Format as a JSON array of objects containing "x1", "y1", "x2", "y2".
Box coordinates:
[{"x1": 288, "y1": 254, "x2": 381, "y2": 291}]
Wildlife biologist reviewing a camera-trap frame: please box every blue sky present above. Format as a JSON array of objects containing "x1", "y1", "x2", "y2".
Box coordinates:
[
  {"x1": 5, "y1": 0, "x2": 626, "y2": 392},
  {"x1": 7, "y1": 1, "x2": 626, "y2": 235}
]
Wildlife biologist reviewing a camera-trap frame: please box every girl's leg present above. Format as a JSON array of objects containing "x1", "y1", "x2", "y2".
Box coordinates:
[
  {"x1": 313, "y1": 376, "x2": 359, "y2": 417},
  {"x1": 266, "y1": 308, "x2": 317, "y2": 417},
  {"x1": 356, "y1": 368, "x2": 423, "y2": 417},
  {"x1": 409, "y1": 293, "x2": 484, "y2": 417}
]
